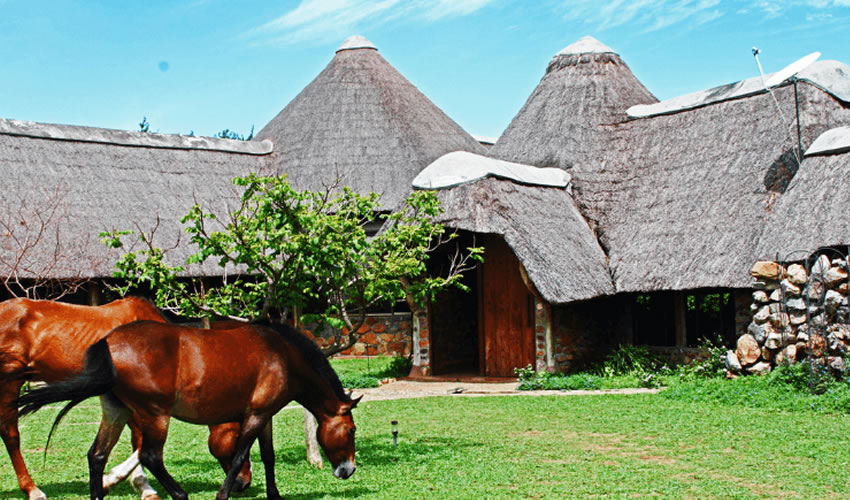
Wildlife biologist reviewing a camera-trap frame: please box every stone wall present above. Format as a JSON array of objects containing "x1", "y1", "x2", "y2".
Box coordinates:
[
  {"x1": 729, "y1": 255, "x2": 850, "y2": 375},
  {"x1": 550, "y1": 296, "x2": 632, "y2": 372},
  {"x1": 304, "y1": 312, "x2": 413, "y2": 358}
]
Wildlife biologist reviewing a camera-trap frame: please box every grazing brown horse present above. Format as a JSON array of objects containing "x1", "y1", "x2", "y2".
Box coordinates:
[
  {"x1": 18, "y1": 320, "x2": 360, "y2": 500},
  {"x1": 0, "y1": 298, "x2": 251, "y2": 500}
]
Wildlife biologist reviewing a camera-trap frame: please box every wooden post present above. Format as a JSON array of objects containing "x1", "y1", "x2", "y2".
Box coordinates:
[
  {"x1": 294, "y1": 306, "x2": 323, "y2": 468},
  {"x1": 674, "y1": 292, "x2": 688, "y2": 347},
  {"x1": 87, "y1": 281, "x2": 102, "y2": 306}
]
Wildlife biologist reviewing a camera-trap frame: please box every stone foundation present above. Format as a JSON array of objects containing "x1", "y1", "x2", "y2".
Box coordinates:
[
  {"x1": 304, "y1": 312, "x2": 413, "y2": 358},
  {"x1": 730, "y1": 254, "x2": 850, "y2": 375}
]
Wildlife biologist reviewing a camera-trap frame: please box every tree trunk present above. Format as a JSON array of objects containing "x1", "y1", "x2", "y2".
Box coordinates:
[{"x1": 303, "y1": 408, "x2": 323, "y2": 468}]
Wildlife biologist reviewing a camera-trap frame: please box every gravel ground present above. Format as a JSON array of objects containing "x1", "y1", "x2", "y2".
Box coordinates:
[{"x1": 352, "y1": 380, "x2": 660, "y2": 402}]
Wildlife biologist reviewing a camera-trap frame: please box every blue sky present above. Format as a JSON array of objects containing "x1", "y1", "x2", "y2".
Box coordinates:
[{"x1": 1, "y1": 1, "x2": 848, "y2": 139}]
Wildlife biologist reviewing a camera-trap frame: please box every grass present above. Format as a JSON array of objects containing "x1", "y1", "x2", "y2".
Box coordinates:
[
  {"x1": 330, "y1": 355, "x2": 412, "y2": 389},
  {"x1": 5, "y1": 392, "x2": 850, "y2": 499}
]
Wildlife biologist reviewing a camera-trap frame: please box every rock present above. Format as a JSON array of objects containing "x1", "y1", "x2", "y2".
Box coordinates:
[
  {"x1": 797, "y1": 325, "x2": 810, "y2": 343},
  {"x1": 752, "y1": 290, "x2": 769, "y2": 303},
  {"x1": 753, "y1": 306, "x2": 770, "y2": 324},
  {"x1": 752, "y1": 261, "x2": 783, "y2": 281},
  {"x1": 786, "y1": 298, "x2": 806, "y2": 312},
  {"x1": 786, "y1": 264, "x2": 807, "y2": 286},
  {"x1": 790, "y1": 311, "x2": 807, "y2": 326},
  {"x1": 784, "y1": 344, "x2": 798, "y2": 364},
  {"x1": 747, "y1": 361, "x2": 772, "y2": 375},
  {"x1": 824, "y1": 267, "x2": 848, "y2": 289},
  {"x1": 724, "y1": 350, "x2": 742, "y2": 372},
  {"x1": 781, "y1": 279, "x2": 801, "y2": 296},
  {"x1": 748, "y1": 322, "x2": 768, "y2": 344},
  {"x1": 811, "y1": 333, "x2": 826, "y2": 357},
  {"x1": 781, "y1": 328, "x2": 797, "y2": 346},
  {"x1": 812, "y1": 255, "x2": 831, "y2": 276},
  {"x1": 839, "y1": 283, "x2": 849, "y2": 295},
  {"x1": 806, "y1": 281, "x2": 825, "y2": 302},
  {"x1": 832, "y1": 258, "x2": 848, "y2": 269},
  {"x1": 829, "y1": 356, "x2": 847, "y2": 374},
  {"x1": 769, "y1": 310, "x2": 790, "y2": 329},
  {"x1": 825, "y1": 290, "x2": 846, "y2": 316},
  {"x1": 736, "y1": 334, "x2": 761, "y2": 366},
  {"x1": 764, "y1": 332, "x2": 783, "y2": 350},
  {"x1": 769, "y1": 289, "x2": 783, "y2": 302}
]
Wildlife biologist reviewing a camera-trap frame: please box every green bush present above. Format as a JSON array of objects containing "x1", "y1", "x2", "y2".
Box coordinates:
[{"x1": 332, "y1": 355, "x2": 413, "y2": 389}]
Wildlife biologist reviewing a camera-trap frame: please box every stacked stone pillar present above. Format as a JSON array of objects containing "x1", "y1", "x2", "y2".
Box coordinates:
[{"x1": 728, "y1": 255, "x2": 850, "y2": 376}]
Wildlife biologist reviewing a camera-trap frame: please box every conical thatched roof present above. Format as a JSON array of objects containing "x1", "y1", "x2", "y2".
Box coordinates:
[
  {"x1": 255, "y1": 36, "x2": 484, "y2": 210},
  {"x1": 489, "y1": 36, "x2": 657, "y2": 228},
  {"x1": 0, "y1": 118, "x2": 272, "y2": 279},
  {"x1": 756, "y1": 126, "x2": 850, "y2": 259},
  {"x1": 429, "y1": 172, "x2": 614, "y2": 304},
  {"x1": 602, "y1": 75, "x2": 850, "y2": 293}
]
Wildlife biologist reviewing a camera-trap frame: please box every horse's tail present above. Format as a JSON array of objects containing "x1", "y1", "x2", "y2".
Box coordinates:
[{"x1": 16, "y1": 338, "x2": 117, "y2": 451}]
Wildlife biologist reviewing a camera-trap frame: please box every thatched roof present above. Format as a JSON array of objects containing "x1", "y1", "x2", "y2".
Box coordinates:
[
  {"x1": 0, "y1": 118, "x2": 271, "y2": 279},
  {"x1": 756, "y1": 126, "x2": 850, "y2": 259},
  {"x1": 430, "y1": 174, "x2": 614, "y2": 304},
  {"x1": 488, "y1": 36, "x2": 850, "y2": 297},
  {"x1": 489, "y1": 36, "x2": 658, "y2": 228},
  {"x1": 601, "y1": 76, "x2": 850, "y2": 293},
  {"x1": 255, "y1": 36, "x2": 484, "y2": 210}
]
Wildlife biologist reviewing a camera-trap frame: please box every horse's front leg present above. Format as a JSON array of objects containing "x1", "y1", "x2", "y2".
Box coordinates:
[
  {"x1": 258, "y1": 420, "x2": 282, "y2": 500},
  {"x1": 137, "y1": 415, "x2": 187, "y2": 500}
]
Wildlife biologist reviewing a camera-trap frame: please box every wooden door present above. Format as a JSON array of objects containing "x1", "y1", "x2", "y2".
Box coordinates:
[{"x1": 479, "y1": 235, "x2": 535, "y2": 377}]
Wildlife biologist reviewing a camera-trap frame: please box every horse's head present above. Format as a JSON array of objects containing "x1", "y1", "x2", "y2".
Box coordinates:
[{"x1": 316, "y1": 394, "x2": 361, "y2": 479}]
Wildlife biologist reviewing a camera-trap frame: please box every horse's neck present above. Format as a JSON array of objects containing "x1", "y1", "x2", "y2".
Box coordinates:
[{"x1": 291, "y1": 356, "x2": 342, "y2": 421}]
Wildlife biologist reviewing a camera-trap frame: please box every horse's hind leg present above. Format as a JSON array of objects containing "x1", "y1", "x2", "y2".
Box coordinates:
[
  {"x1": 102, "y1": 418, "x2": 160, "y2": 500},
  {"x1": 89, "y1": 394, "x2": 131, "y2": 500},
  {"x1": 137, "y1": 415, "x2": 187, "y2": 500},
  {"x1": 216, "y1": 414, "x2": 269, "y2": 500},
  {"x1": 0, "y1": 378, "x2": 47, "y2": 500},
  {"x1": 208, "y1": 422, "x2": 252, "y2": 492}
]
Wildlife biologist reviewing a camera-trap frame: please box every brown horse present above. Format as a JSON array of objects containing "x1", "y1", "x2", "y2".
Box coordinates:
[
  {"x1": 0, "y1": 298, "x2": 251, "y2": 500},
  {"x1": 17, "y1": 320, "x2": 360, "y2": 500}
]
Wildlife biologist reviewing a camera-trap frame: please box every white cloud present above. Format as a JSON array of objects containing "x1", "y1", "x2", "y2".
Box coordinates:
[
  {"x1": 247, "y1": 0, "x2": 495, "y2": 46},
  {"x1": 561, "y1": 0, "x2": 723, "y2": 31}
]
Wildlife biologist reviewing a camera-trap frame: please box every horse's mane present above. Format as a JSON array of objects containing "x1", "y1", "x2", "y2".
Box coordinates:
[{"x1": 253, "y1": 320, "x2": 351, "y2": 403}]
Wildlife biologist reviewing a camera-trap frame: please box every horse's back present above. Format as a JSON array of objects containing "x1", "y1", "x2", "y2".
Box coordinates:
[
  {"x1": 106, "y1": 321, "x2": 290, "y2": 424},
  {"x1": 0, "y1": 297, "x2": 165, "y2": 382}
]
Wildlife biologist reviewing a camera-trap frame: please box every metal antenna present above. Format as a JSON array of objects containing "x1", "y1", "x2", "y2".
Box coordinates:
[{"x1": 752, "y1": 47, "x2": 802, "y2": 166}]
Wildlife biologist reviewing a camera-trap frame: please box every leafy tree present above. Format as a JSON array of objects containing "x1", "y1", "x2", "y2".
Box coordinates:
[
  {"x1": 100, "y1": 173, "x2": 481, "y2": 356},
  {"x1": 213, "y1": 126, "x2": 254, "y2": 141}
]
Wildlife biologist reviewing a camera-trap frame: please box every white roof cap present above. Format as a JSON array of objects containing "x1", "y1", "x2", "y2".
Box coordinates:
[
  {"x1": 805, "y1": 126, "x2": 850, "y2": 156},
  {"x1": 413, "y1": 151, "x2": 571, "y2": 190},
  {"x1": 337, "y1": 35, "x2": 377, "y2": 52},
  {"x1": 557, "y1": 36, "x2": 616, "y2": 56}
]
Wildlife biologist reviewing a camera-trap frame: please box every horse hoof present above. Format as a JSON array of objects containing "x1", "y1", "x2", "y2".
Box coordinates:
[
  {"x1": 232, "y1": 477, "x2": 251, "y2": 493},
  {"x1": 28, "y1": 489, "x2": 48, "y2": 500}
]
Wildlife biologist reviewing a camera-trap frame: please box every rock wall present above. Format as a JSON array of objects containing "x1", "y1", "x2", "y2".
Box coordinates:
[
  {"x1": 304, "y1": 312, "x2": 413, "y2": 357},
  {"x1": 730, "y1": 255, "x2": 850, "y2": 375}
]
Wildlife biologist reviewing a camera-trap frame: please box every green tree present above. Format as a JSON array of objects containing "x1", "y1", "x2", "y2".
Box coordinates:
[{"x1": 100, "y1": 173, "x2": 481, "y2": 356}]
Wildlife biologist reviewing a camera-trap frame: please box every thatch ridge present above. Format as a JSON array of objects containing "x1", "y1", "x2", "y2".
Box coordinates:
[
  {"x1": 255, "y1": 43, "x2": 484, "y2": 210},
  {"x1": 0, "y1": 118, "x2": 272, "y2": 155}
]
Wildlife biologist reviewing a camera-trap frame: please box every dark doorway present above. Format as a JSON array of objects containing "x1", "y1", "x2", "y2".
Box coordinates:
[{"x1": 429, "y1": 231, "x2": 480, "y2": 375}]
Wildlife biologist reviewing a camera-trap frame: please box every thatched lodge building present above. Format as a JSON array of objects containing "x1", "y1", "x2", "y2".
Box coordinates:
[{"x1": 1, "y1": 35, "x2": 849, "y2": 377}]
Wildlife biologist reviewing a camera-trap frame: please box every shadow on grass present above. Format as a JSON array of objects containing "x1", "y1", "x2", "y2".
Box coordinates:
[{"x1": 3, "y1": 434, "x2": 478, "y2": 498}]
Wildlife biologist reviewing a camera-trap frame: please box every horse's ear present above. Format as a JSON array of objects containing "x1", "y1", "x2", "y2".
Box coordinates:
[{"x1": 342, "y1": 394, "x2": 363, "y2": 413}]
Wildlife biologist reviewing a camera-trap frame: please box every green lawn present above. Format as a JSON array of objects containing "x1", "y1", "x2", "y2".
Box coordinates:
[{"x1": 4, "y1": 393, "x2": 850, "y2": 499}]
